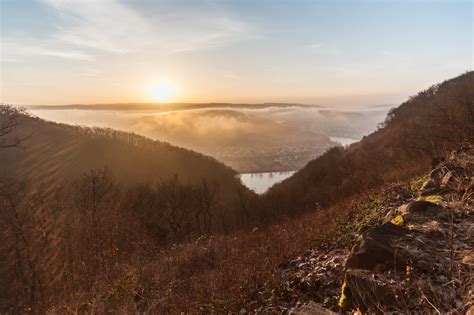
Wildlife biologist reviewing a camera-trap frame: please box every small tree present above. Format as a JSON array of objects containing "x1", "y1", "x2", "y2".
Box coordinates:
[
  {"x1": 72, "y1": 167, "x2": 121, "y2": 274},
  {"x1": 0, "y1": 104, "x2": 29, "y2": 149}
]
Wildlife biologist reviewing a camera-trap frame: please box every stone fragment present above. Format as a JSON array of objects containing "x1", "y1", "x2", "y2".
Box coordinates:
[{"x1": 345, "y1": 222, "x2": 408, "y2": 271}]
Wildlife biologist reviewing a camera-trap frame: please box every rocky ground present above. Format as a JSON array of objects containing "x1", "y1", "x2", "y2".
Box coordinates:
[{"x1": 266, "y1": 145, "x2": 474, "y2": 314}]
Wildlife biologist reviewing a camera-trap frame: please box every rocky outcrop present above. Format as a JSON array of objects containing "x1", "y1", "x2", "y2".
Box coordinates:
[
  {"x1": 261, "y1": 146, "x2": 473, "y2": 314},
  {"x1": 345, "y1": 222, "x2": 408, "y2": 271},
  {"x1": 340, "y1": 146, "x2": 474, "y2": 313}
]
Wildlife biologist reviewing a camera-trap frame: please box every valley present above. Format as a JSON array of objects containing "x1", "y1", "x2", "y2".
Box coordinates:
[
  {"x1": 28, "y1": 103, "x2": 389, "y2": 173},
  {"x1": 238, "y1": 171, "x2": 296, "y2": 194},
  {"x1": 1, "y1": 0, "x2": 471, "y2": 312}
]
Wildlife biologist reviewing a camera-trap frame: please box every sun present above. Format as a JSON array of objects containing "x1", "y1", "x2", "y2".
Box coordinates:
[{"x1": 147, "y1": 80, "x2": 177, "y2": 103}]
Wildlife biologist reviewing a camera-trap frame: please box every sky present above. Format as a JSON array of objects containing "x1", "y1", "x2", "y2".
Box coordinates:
[{"x1": 0, "y1": 0, "x2": 472, "y2": 106}]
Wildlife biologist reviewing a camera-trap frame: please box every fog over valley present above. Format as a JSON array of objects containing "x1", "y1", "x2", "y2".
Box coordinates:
[{"x1": 29, "y1": 103, "x2": 392, "y2": 173}]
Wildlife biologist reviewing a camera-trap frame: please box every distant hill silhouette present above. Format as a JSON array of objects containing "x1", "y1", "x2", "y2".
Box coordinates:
[{"x1": 29, "y1": 102, "x2": 324, "y2": 111}]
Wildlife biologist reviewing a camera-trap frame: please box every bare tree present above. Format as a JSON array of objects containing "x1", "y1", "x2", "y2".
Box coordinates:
[
  {"x1": 0, "y1": 181, "x2": 64, "y2": 313},
  {"x1": 197, "y1": 179, "x2": 218, "y2": 234},
  {"x1": 72, "y1": 167, "x2": 121, "y2": 272},
  {"x1": 156, "y1": 175, "x2": 197, "y2": 240},
  {"x1": 0, "y1": 104, "x2": 29, "y2": 149},
  {"x1": 123, "y1": 176, "x2": 221, "y2": 241}
]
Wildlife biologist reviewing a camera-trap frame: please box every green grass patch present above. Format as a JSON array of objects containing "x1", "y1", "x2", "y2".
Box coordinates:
[{"x1": 333, "y1": 195, "x2": 386, "y2": 246}]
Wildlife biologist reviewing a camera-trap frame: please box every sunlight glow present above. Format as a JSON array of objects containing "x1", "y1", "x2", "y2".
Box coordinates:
[{"x1": 147, "y1": 80, "x2": 178, "y2": 103}]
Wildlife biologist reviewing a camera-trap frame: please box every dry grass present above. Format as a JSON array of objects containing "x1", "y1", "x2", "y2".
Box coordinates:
[{"x1": 39, "y1": 179, "x2": 421, "y2": 313}]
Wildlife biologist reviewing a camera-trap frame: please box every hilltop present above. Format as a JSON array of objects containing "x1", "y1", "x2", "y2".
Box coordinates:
[{"x1": 0, "y1": 110, "x2": 248, "y2": 205}]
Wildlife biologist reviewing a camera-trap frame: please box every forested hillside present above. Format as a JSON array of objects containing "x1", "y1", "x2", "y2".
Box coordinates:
[
  {"x1": 262, "y1": 71, "x2": 473, "y2": 216},
  {"x1": 0, "y1": 107, "x2": 255, "y2": 312},
  {"x1": 0, "y1": 110, "x2": 245, "y2": 200}
]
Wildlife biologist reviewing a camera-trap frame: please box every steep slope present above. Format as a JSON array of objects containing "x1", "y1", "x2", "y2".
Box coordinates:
[
  {"x1": 249, "y1": 145, "x2": 473, "y2": 313},
  {"x1": 338, "y1": 148, "x2": 474, "y2": 312},
  {"x1": 0, "y1": 113, "x2": 245, "y2": 203},
  {"x1": 265, "y1": 71, "x2": 473, "y2": 214},
  {"x1": 284, "y1": 145, "x2": 474, "y2": 313}
]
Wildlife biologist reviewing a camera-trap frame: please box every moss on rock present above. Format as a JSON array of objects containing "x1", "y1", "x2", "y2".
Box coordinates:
[
  {"x1": 391, "y1": 214, "x2": 404, "y2": 226},
  {"x1": 338, "y1": 278, "x2": 350, "y2": 310},
  {"x1": 416, "y1": 195, "x2": 444, "y2": 204}
]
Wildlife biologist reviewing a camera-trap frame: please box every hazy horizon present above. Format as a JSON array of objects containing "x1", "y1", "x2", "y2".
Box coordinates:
[{"x1": 6, "y1": 94, "x2": 407, "y2": 108}]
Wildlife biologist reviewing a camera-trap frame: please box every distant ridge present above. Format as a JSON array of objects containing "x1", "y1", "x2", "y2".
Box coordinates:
[{"x1": 27, "y1": 102, "x2": 324, "y2": 112}]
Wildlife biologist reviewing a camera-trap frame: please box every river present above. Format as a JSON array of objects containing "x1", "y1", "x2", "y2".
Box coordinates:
[{"x1": 238, "y1": 171, "x2": 296, "y2": 194}]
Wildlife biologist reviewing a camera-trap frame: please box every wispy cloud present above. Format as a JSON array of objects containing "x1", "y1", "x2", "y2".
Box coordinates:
[
  {"x1": 42, "y1": 0, "x2": 151, "y2": 54},
  {"x1": 1, "y1": 39, "x2": 92, "y2": 61},
  {"x1": 29, "y1": 47, "x2": 92, "y2": 60},
  {"x1": 39, "y1": 0, "x2": 256, "y2": 56},
  {"x1": 2, "y1": 0, "x2": 256, "y2": 66},
  {"x1": 166, "y1": 16, "x2": 256, "y2": 54}
]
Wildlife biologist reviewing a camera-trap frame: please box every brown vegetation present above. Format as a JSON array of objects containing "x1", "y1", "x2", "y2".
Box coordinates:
[
  {"x1": 0, "y1": 71, "x2": 472, "y2": 312},
  {"x1": 0, "y1": 169, "x2": 418, "y2": 313},
  {"x1": 265, "y1": 71, "x2": 473, "y2": 212}
]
